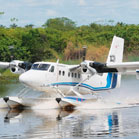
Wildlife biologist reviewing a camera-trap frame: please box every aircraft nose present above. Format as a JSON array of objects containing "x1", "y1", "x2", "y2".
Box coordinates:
[
  {"x1": 19, "y1": 70, "x2": 46, "y2": 87},
  {"x1": 19, "y1": 72, "x2": 29, "y2": 84}
]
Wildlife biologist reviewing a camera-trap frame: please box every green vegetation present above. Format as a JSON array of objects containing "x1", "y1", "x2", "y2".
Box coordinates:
[
  {"x1": 0, "y1": 17, "x2": 139, "y2": 64},
  {"x1": 0, "y1": 69, "x2": 19, "y2": 83}
]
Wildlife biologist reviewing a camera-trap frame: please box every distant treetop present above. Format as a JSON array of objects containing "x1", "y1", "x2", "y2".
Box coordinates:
[{"x1": 42, "y1": 17, "x2": 76, "y2": 31}]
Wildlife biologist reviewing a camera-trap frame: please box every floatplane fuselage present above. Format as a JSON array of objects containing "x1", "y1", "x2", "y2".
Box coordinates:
[{"x1": 19, "y1": 61, "x2": 119, "y2": 96}]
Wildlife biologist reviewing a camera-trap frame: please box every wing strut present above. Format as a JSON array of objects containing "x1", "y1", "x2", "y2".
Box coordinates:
[
  {"x1": 53, "y1": 86, "x2": 65, "y2": 97},
  {"x1": 67, "y1": 73, "x2": 94, "y2": 98}
]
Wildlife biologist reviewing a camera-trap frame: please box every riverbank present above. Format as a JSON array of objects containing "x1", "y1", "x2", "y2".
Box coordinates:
[{"x1": 0, "y1": 69, "x2": 19, "y2": 84}]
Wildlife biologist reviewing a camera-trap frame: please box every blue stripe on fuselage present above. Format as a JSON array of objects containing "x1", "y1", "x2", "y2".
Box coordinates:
[
  {"x1": 51, "y1": 73, "x2": 117, "y2": 91},
  {"x1": 64, "y1": 96, "x2": 86, "y2": 102},
  {"x1": 111, "y1": 73, "x2": 118, "y2": 88}
]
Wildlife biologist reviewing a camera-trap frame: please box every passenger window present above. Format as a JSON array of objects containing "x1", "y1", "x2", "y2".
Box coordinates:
[
  {"x1": 63, "y1": 71, "x2": 65, "y2": 76},
  {"x1": 49, "y1": 66, "x2": 55, "y2": 72},
  {"x1": 72, "y1": 73, "x2": 74, "y2": 77},
  {"x1": 59, "y1": 70, "x2": 61, "y2": 75},
  {"x1": 75, "y1": 73, "x2": 77, "y2": 78},
  {"x1": 78, "y1": 73, "x2": 80, "y2": 78},
  {"x1": 68, "y1": 72, "x2": 70, "y2": 77}
]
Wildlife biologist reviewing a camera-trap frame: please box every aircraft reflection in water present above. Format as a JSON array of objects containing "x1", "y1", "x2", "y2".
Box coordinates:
[{"x1": 0, "y1": 108, "x2": 124, "y2": 138}]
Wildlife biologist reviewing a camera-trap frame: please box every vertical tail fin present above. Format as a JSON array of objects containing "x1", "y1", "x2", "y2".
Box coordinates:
[
  {"x1": 107, "y1": 36, "x2": 124, "y2": 88},
  {"x1": 107, "y1": 36, "x2": 124, "y2": 64}
]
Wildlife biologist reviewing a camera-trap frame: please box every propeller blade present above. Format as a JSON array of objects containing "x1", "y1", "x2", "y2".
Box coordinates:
[
  {"x1": 82, "y1": 46, "x2": 87, "y2": 61},
  {"x1": 69, "y1": 65, "x2": 81, "y2": 71}
]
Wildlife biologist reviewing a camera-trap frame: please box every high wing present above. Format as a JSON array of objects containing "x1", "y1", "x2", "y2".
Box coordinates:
[
  {"x1": 68, "y1": 61, "x2": 139, "y2": 74},
  {"x1": 107, "y1": 62, "x2": 139, "y2": 74},
  {"x1": 0, "y1": 62, "x2": 10, "y2": 69}
]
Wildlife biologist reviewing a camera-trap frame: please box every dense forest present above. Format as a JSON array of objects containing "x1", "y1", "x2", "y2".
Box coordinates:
[{"x1": 0, "y1": 17, "x2": 139, "y2": 63}]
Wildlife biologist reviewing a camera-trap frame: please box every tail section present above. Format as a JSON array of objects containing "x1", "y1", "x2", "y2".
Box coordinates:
[
  {"x1": 107, "y1": 36, "x2": 124, "y2": 89},
  {"x1": 107, "y1": 36, "x2": 124, "y2": 64}
]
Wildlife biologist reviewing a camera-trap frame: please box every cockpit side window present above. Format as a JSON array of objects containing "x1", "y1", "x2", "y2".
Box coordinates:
[
  {"x1": 39, "y1": 64, "x2": 50, "y2": 70},
  {"x1": 49, "y1": 66, "x2": 55, "y2": 72},
  {"x1": 31, "y1": 64, "x2": 39, "y2": 69},
  {"x1": 31, "y1": 64, "x2": 50, "y2": 71}
]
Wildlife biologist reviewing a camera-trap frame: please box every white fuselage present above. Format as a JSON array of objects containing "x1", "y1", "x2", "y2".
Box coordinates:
[{"x1": 19, "y1": 62, "x2": 119, "y2": 97}]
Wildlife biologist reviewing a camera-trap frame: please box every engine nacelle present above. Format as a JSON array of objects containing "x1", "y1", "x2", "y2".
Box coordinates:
[
  {"x1": 0, "y1": 60, "x2": 32, "y2": 74},
  {"x1": 9, "y1": 60, "x2": 30, "y2": 74},
  {"x1": 10, "y1": 67, "x2": 25, "y2": 74},
  {"x1": 89, "y1": 62, "x2": 118, "y2": 73},
  {"x1": 81, "y1": 60, "x2": 96, "y2": 75}
]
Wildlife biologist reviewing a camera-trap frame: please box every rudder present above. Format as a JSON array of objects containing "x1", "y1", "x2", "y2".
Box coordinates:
[
  {"x1": 107, "y1": 36, "x2": 124, "y2": 64},
  {"x1": 107, "y1": 36, "x2": 124, "y2": 89}
]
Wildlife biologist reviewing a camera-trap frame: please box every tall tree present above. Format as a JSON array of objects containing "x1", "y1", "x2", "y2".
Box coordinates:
[
  {"x1": 21, "y1": 29, "x2": 51, "y2": 62},
  {"x1": 43, "y1": 17, "x2": 76, "y2": 31}
]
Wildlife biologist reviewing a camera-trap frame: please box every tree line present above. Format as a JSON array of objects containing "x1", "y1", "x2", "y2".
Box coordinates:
[{"x1": 0, "y1": 17, "x2": 139, "y2": 63}]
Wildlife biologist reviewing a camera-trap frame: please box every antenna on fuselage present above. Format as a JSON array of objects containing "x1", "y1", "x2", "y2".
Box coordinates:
[{"x1": 82, "y1": 46, "x2": 87, "y2": 61}]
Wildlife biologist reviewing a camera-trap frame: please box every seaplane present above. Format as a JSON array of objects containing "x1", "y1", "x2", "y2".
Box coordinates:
[{"x1": 1, "y1": 36, "x2": 139, "y2": 110}]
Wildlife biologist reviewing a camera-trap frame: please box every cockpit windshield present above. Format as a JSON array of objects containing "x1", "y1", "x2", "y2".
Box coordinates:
[{"x1": 31, "y1": 64, "x2": 50, "y2": 71}]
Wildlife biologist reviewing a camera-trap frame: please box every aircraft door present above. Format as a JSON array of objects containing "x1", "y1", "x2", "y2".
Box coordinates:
[{"x1": 47, "y1": 65, "x2": 57, "y2": 83}]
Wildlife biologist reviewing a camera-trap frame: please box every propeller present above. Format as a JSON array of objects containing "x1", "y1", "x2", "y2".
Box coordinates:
[
  {"x1": 69, "y1": 46, "x2": 117, "y2": 75},
  {"x1": 0, "y1": 60, "x2": 32, "y2": 74},
  {"x1": 69, "y1": 46, "x2": 87, "y2": 71},
  {"x1": 80, "y1": 46, "x2": 96, "y2": 75},
  {"x1": 69, "y1": 46, "x2": 96, "y2": 75},
  {"x1": 10, "y1": 60, "x2": 32, "y2": 73},
  {"x1": 82, "y1": 46, "x2": 87, "y2": 61},
  {"x1": 81, "y1": 46, "x2": 117, "y2": 74}
]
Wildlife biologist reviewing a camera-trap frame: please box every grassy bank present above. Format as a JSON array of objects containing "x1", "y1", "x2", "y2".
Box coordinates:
[
  {"x1": 124, "y1": 55, "x2": 139, "y2": 62},
  {"x1": 0, "y1": 69, "x2": 19, "y2": 84}
]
